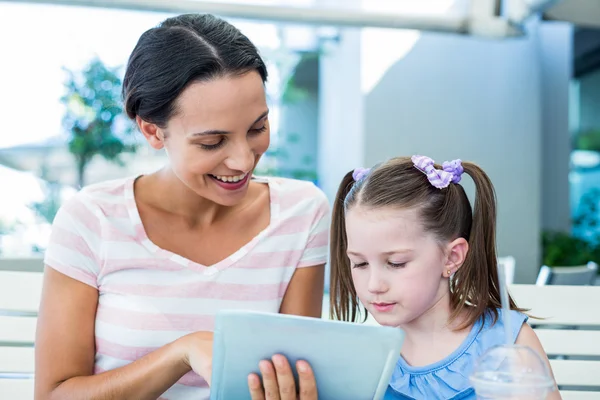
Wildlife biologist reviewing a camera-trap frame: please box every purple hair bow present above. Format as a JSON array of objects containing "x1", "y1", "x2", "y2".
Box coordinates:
[
  {"x1": 352, "y1": 167, "x2": 371, "y2": 182},
  {"x1": 411, "y1": 155, "x2": 463, "y2": 189}
]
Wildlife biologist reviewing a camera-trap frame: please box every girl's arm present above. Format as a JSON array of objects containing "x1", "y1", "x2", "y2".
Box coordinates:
[{"x1": 515, "y1": 323, "x2": 563, "y2": 400}]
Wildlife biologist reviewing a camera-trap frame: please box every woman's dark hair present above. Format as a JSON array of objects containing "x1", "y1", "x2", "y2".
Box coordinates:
[
  {"x1": 330, "y1": 157, "x2": 525, "y2": 330},
  {"x1": 122, "y1": 13, "x2": 268, "y2": 127}
]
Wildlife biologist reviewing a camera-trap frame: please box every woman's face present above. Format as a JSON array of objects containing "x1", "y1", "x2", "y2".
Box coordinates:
[{"x1": 147, "y1": 71, "x2": 270, "y2": 206}]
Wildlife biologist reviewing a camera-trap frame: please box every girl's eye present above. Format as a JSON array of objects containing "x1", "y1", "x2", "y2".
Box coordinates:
[
  {"x1": 352, "y1": 262, "x2": 368, "y2": 269},
  {"x1": 388, "y1": 262, "x2": 406, "y2": 269}
]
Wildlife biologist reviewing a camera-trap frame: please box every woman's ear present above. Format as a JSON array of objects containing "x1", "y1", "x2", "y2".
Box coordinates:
[
  {"x1": 137, "y1": 116, "x2": 165, "y2": 150},
  {"x1": 443, "y1": 238, "x2": 469, "y2": 278}
]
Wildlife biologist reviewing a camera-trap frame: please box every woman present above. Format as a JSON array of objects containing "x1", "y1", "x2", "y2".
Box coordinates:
[{"x1": 35, "y1": 13, "x2": 329, "y2": 400}]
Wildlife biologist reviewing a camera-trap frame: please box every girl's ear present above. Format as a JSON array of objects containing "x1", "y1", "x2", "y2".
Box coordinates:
[{"x1": 443, "y1": 238, "x2": 468, "y2": 277}]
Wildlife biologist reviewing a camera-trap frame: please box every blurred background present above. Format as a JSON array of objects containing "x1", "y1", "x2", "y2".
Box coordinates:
[{"x1": 0, "y1": 0, "x2": 599, "y2": 286}]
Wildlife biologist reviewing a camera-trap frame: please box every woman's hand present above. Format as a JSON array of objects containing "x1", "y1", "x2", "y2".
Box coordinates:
[
  {"x1": 179, "y1": 331, "x2": 214, "y2": 385},
  {"x1": 248, "y1": 354, "x2": 318, "y2": 400}
]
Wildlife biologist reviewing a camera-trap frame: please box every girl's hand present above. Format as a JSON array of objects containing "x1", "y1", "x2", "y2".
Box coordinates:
[
  {"x1": 248, "y1": 354, "x2": 318, "y2": 400},
  {"x1": 179, "y1": 331, "x2": 214, "y2": 385}
]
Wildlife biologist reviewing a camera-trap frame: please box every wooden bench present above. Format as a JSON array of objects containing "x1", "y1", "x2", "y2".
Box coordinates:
[
  {"x1": 0, "y1": 266, "x2": 43, "y2": 399},
  {"x1": 509, "y1": 284, "x2": 600, "y2": 399},
  {"x1": 2, "y1": 260, "x2": 599, "y2": 399}
]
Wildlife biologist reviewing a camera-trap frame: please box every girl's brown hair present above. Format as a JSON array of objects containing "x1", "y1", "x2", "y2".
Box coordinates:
[{"x1": 329, "y1": 156, "x2": 523, "y2": 330}]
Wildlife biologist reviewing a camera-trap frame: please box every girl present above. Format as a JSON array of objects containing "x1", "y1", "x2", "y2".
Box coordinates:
[{"x1": 248, "y1": 155, "x2": 560, "y2": 400}]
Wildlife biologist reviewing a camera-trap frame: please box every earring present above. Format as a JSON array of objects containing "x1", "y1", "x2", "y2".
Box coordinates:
[{"x1": 447, "y1": 269, "x2": 452, "y2": 276}]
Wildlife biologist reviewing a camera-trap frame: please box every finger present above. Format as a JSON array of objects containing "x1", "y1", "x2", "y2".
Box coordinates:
[
  {"x1": 271, "y1": 354, "x2": 297, "y2": 400},
  {"x1": 296, "y1": 360, "x2": 318, "y2": 400},
  {"x1": 259, "y1": 360, "x2": 280, "y2": 400},
  {"x1": 248, "y1": 373, "x2": 266, "y2": 400}
]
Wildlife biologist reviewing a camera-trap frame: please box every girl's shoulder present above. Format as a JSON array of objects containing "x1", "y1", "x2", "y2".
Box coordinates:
[{"x1": 386, "y1": 309, "x2": 528, "y2": 400}]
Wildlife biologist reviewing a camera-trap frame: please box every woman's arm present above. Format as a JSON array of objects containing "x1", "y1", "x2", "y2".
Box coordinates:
[
  {"x1": 35, "y1": 267, "x2": 212, "y2": 400},
  {"x1": 279, "y1": 264, "x2": 325, "y2": 318},
  {"x1": 515, "y1": 323, "x2": 562, "y2": 400}
]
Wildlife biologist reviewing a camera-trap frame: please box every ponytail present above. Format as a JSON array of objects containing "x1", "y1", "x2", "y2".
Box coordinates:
[
  {"x1": 450, "y1": 162, "x2": 522, "y2": 328},
  {"x1": 329, "y1": 171, "x2": 365, "y2": 322}
]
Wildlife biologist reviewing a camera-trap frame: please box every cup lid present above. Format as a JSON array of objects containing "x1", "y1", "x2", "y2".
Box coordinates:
[{"x1": 470, "y1": 344, "x2": 555, "y2": 397}]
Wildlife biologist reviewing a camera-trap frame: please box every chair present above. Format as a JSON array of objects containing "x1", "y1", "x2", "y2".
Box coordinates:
[{"x1": 535, "y1": 262, "x2": 598, "y2": 286}]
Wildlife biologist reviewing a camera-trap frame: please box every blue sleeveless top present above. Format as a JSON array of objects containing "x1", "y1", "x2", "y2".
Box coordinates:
[{"x1": 384, "y1": 309, "x2": 528, "y2": 400}]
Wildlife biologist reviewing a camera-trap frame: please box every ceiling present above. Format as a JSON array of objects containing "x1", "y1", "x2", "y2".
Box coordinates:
[{"x1": 543, "y1": 0, "x2": 600, "y2": 77}]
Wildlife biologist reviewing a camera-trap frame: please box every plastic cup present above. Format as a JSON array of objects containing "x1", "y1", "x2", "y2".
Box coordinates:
[{"x1": 470, "y1": 344, "x2": 555, "y2": 400}]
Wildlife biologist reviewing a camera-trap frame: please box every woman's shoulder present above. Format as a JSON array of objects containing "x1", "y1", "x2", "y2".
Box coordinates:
[
  {"x1": 77, "y1": 176, "x2": 135, "y2": 200},
  {"x1": 259, "y1": 176, "x2": 329, "y2": 212},
  {"x1": 54, "y1": 176, "x2": 135, "y2": 223},
  {"x1": 260, "y1": 176, "x2": 325, "y2": 196}
]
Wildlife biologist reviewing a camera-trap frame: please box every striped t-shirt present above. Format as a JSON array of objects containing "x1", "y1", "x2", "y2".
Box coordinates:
[{"x1": 44, "y1": 175, "x2": 330, "y2": 400}]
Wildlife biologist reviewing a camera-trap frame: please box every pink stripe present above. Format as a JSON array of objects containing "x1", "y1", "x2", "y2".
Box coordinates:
[
  {"x1": 279, "y1": 188, "x2": 320, "y2": 211},
  {"x1": 85, "y1": 182, "x2": 125, "y2": 196},
  {"x1": 297, "y1": 258, "x2": 327, "y2": 268},
  {"x1": 103, "y1": 224, "x2": 136, "y2": 242},
  {"x1": 49, "y1": 226, "x2": 99, "y2": 265},
  {"x1": 134, "y1": 223, "x2": 146, "y2": 241},
  {"x1": 102, "y1": 258, "x2": 186, "y2": 275},
  {"x1": 105, "y1": 281, "x2": 287, "y2": 300},
  {"x1": 306, "y1": 230, "x2": 329, "y2": 249},
  {"x1": 95, "y1": 201, "x2": 130, "y2": 218},
  {"x1": 233, "y1": 249, "x2": 303, "y2": 269},
  {"x1": 97, "y1": 304, "x2": 215, "y2": 331},
  {"x1": 49, "y1": 263, "x2": 98, "y2": 288},
  {"x1": 96, "y1": 337, "x2": 155, "y2": 361},
  {"x1": 179, "y1": 371, "x2": 209, "y2": 387},
  {"x1": 268, "y1": 214, "x2": 313, "y2": 236},
  {"x1": 63, "y1": 197, "x2": 102, "y2": 235}
]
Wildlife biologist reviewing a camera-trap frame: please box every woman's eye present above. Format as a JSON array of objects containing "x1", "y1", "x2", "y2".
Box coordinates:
[
  {"x1": 198, "y1": 138, "x2": 225, "y2": 150},
  {"x1": 249, "y1": 125, "x2": 267, "y2": 135}
]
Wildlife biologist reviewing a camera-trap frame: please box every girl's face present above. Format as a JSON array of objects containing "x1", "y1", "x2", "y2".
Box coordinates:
[{"x1": 346, "y1": 206, "x2": 457, "y2": 327}]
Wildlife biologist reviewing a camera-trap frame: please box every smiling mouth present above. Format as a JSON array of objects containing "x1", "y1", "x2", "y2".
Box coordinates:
[{"x1": 209, "y1": 173, "x2": 248, "y2": 183}]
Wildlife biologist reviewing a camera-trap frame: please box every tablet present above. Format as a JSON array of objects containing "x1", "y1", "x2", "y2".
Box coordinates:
[{"x1": 210, "y1": 310, "x2": 404, "y2": 400}]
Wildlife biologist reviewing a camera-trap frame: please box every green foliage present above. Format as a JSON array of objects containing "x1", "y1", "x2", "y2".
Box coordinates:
[
  {"x1": 542, "y1": 189, "x2": 600, "y2": 270},
  {"x1": 542, "y1": 231, "x2": 599, "y2": 266},
  {"x1": 573, "y1": 129, "x2": 600, "y2": 152},
  {"x1": 573, "y1": 188, "x2": 600, "y2": 233},
  {"x1": 61, "y1": 57, "x2": 135, "y2": 187},
  {"x1": 262, "y1": 50, "x2": 319, "y2": 183},
  {"x1": 281, "y1": 75, "x2": 310, "y2": 104},
  {"x1": 29, "y1": 183, "x2": 62, "y2": 225}
]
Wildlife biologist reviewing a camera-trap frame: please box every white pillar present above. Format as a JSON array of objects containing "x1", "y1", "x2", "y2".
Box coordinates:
[
  {"x1": 317, "y1": 29, "x2": 365, "y2": 201},
  {"x1": 538, "y1": 22, "x2": 573, "y2": 233}
]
